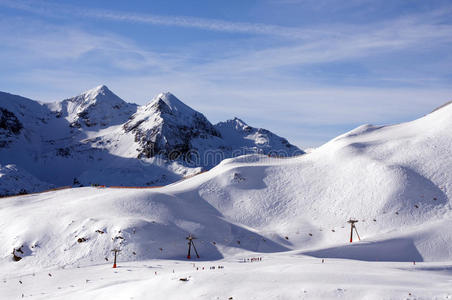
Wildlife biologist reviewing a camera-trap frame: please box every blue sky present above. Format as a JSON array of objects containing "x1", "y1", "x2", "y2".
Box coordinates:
[{"x1": 0, "y1": 0, "x2": 451, "y2": 147}]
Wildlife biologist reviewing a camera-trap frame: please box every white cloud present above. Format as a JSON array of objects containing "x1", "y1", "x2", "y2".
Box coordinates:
[{"x1": 0, "y1": 0, "x2": 451, "y2": 147}]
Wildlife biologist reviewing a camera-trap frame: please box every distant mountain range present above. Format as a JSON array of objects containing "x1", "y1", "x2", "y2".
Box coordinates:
[{"x1": 0, "y1": 85, "x2": 302, "y2": 196}]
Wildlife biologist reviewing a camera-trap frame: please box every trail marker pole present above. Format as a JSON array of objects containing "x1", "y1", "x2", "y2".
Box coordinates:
[
  {"x1": 111, "y1": 249, "x2": 121, "y2": 268},
  {"x1": 186, "y1": 234, "x2": 200, "y2": 259},
  {"x1": 347, "y1": 219, "x2": 360, "y2": 243}
]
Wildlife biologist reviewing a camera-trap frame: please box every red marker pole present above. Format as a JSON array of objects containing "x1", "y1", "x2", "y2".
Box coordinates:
[
  {"x1": 347, "y1": 219, "x2": 359, "y2": 243},
  {"x1": 350, "y1": 225, "x2": 353, "y2": 243},
  {"x1": 187, "y1": 239, "x2": 191, "y2": 259},
  {"x1": 111, "y1": 249, "x2": 120, "y2": 268}
]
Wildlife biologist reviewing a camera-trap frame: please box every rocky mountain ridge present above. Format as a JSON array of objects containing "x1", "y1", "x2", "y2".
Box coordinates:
[{"x1": 0, "y1": 86, "x2": 302, "y2": 196}]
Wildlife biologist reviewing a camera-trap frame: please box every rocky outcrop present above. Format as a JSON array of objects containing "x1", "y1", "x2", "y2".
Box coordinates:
[{"x1": 0, "y1": 108, "x2": 23, "y2": 135}]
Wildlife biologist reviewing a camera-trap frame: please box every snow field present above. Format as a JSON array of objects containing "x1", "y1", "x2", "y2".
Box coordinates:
[{"x1": 1, "y1": 253, "x2": 451, "y2": 299}]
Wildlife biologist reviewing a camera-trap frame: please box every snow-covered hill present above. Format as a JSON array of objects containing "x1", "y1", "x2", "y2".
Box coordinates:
[
  {"x1": 0, "y1": 86, "x2": 302, "y2": 193},
  {"x1": 1, "y1": 99, "x2": 451, "y2": 278}
]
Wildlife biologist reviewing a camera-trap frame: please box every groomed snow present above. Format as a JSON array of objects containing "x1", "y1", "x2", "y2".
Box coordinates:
[{"x1": 1, "y1": 253, "x2": 451, "y2": 299}]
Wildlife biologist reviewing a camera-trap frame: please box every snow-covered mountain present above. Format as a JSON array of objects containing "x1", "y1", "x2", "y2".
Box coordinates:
[
  {"x1": 0, "y1": 86, "x2": 302, "y2": 195},
  {"x1": 0, "y1": 98, "x2": 451, "y2": 299},
  {"x1": 49, "y1": 85, "x2": 137, "y2": 129},
  {"x1": 215, "y1": 117, "x2": 296, "y2": 155},
  {"x1": 0, "y1": 98, "x2": 451, "y2": 275},
  {"x1": 123, "y1": 92, "x2": 222, "y2": 160}
]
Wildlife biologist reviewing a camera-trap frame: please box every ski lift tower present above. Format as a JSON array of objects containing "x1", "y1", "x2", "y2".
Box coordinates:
[
  {"x1": 111, "y1": 248, "x2": 121, "y2": 268},
  {"x1": 347, "y1": 219, "x2": 361, "y2": 243},
  {"x1": 186, "y1": 234, "x2": 200, "y2": 259}
]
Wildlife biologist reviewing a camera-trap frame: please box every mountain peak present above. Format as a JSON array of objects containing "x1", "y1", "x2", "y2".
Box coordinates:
[
  {"x1": 63, "y1": 85, "x2": 130, "y2": 110},
  {"x1": 124, "y1": 92, "x2": 220, "y2": 159},
  {"x1": 149, "y1": 92, "x2": 198, "y2": 117},
  {"x1": 58, "y1": 85, "x2": 136, "y2": 128},
  {"x1": 231, "y1": 117, "x2": 248, "y2": 126},
  {"x1": 81, "y1": 85, "x2": 115, "y2": 103},
  {"x1": 217, "y1": 117, "x2": 250, "y2": 131},
  {"x1": 91, "y1": 84, "x2": 110, "y2": 93}
]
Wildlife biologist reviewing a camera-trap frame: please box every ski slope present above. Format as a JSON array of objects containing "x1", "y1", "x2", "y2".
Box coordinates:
[
  {"x1": 1, "y1": 254, "x2": 452, "y2": 300},
  {"x1": 0, "y1": 100, "x2": 451, "y2": 298}
]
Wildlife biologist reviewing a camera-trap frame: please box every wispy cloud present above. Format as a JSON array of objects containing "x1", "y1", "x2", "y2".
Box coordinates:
[
  {"x1": 2, "y1": 0, "x2": 451, "y2": 73},
  {"x1": 195, "y1": 14, "x2": 452, "y2": 77},
  {"x1": 0, "y1": 17, "x2": 181, "y2": 73},
  {"x1": 0, "y1": 0, "x2": 451, "y2": 147},
  {"x1": 0, "y1": 0, "x2": 326, "y2": 39}
]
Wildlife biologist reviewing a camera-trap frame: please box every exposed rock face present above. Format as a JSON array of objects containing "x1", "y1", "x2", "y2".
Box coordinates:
[
  {"x1": 0, "y1": 108, "x2": 23, "y2": 148},
  {"x1": 0, "y1": 108, "x2": 23, "y2": 135}
]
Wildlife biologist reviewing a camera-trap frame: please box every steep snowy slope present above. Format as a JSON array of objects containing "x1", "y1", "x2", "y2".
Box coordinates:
[
  {"x1": 0, "y1": 91, "x2": 53, "y2": 145},
  {"x1": 0, "y1": 91, "x2": 74, "y2": 186},
  {"x1": 0, "y1": 164, "x2": 53, "y2": 197},
  {"x1": 0, "y1": 100, "x2": 451, "y2": 274},
  {"x1": 0, "y1": 87, "x2": 301, "y2": 193},
  {"x1": 47, "y1": 85, "x2": 137, "y2": 129}
]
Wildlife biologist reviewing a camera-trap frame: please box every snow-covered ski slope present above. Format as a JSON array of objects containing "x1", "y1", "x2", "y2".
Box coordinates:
[
  {"x1": 2, "y1": 254, "x2": 452, "y2": 299},
  {"x1": 1, "y1": 99, "x2": 451, "y2": 278}
]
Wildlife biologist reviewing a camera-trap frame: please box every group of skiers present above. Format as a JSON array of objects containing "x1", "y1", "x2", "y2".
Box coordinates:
[
  {"x1": 242, "y1": 257, "x2": 262, "y2": 263},
  {"x1": 194, "y1": 265, "x2": 225, "y2": 271}
]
